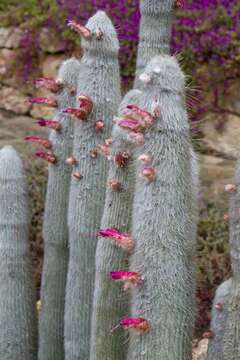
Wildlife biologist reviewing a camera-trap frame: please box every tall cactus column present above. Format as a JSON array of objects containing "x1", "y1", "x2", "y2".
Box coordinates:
[
  {"x1": 64, "y1": 11, "x2": 121, "y2": 360},
  {"x1": 0, "y1": 146, "x2": 38, "y2": 360},
  {"x1": 134, "y1": 0, "x2": 175, "y2": 88},
  {"x1": 90, "y1": 89, "x2": 142, "y2": 360},
  {"x1": 38, "y1": 58, "x2": 80, "y2": 360},
  {"x1": 222, "y1": 162, "x2": 240, "y2": 360},
  {"x1": 127, "y1": 56, "x2": 198, "y2": 360}
]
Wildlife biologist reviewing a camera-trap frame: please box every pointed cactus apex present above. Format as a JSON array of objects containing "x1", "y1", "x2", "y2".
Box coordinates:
[
  {"x1": 65, "y1": 156, "x2": 78, "y2": 166},
  {"x1": 140, "y1": 167, "x2": 156, "y2": 182},
  {"x1": 72, "y1": 171, "x2": 83, "y2": 180},
  {"x1": 37, "y1": 119, "x2": 61, "y2": 131},
  {"x1": 223, "y1": 213, "x2": 229, "y2": 222},
  {"x1": 109, "y1": 180, "x2": 122, "y2": 191},
  {"x1": 63, "y1": 107, "x2": 89, "y2": 121},
  {"x1": 95, "y1": 120, "x2": 105, "y2": 131},
  {"x1": 111, "y1": 318, "x2": 150, "y2": 333},
  {"x1": 90, "y1": 149, "x2": 98, "y2": 159},
  {"x1": 214, "y1": 303, "x2": 224, "y2": 311},
  {"x1": 128, "y1": 131, "x2": 145, "y2": 146},
  {"x1": 78, "y1": 95, "x2": 94, "y2": 117},
  {"x1": 33, "y1": 77, "x2": 63, "y2": 93},
  {"x1": 138, "y1": 154, "x2": 152, "y2": 165},
  {"x1": 114, "y1": 152, "x2": 129, "y2": 168},
  {"x1": 225, "y1": 184, "x2": 237, "y2": 193},
  {"x1": 29, "y1": 97, "x2": 57, "y2": 107},
  {"x1": 109, "y1": 271, "x2": 144, "y2": 291},
  {"x1": 25, "y1": 136, "x2": 52, "y2": 149},
  {"x1": 67, "y1": 20, "x2": 92, "y2": 39},
  {"x1": 98, "y1": 228, "x2": 135, "y2": 252},
  {"x1": 35, "y1": 151, "x2": 57, "y2": 164},
  {"x1": 139, "y1": 73, "x2": 152, "y2": 84},
  {"x1": 203, "y1": 330, "x2": 215, "y2": 339}
]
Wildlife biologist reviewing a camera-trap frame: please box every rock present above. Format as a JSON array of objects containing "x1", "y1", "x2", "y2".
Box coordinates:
[
  {"x1": 0, "y1": 27, "x2": 23, "y2": 49},
  {"x1": 202, "y1": 114, "x2": 240, "y2": 159},
  {"x1": 0, "y1": 85, "x2": 31, "y2": 114},
  {"x1": 39, "y1": 29, "x2": 66, "y2": 53},
  {"x1": 192, "y1": 339, "x2": 209, "y2": 360},
  {"x1": 42, "y1": 54, "x2": 65, "y2": 79}
]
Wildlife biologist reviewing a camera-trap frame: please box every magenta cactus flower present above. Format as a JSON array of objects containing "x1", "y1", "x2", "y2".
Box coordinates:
[
  {"x1": 109, "y1": 271, "x2": 144, "y2": 291},
  {"x1": 25, "y1": 136, "x2": 52, "y2": 149},
  {"x1": 33, "y1": 77, "x2": 63, "y2": 93},
  {"x1": 35, "y1": 151, "x2": 57, "y2": 164},
  {"x1": 111, "y1": 318, "x2": 150, "y2": 333},
  {"x1": 29, "y1": 97, "x2": 58, "y2": 107},
  {"x1": 98, "y1": 228, "x2": 135, "y2": 252},
  {"x1": 37, "y1": 119, "x2": 62, "y2": 131}
]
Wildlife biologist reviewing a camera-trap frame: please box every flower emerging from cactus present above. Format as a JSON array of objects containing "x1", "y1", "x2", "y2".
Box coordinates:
[
  {"x1": 98, "y1": 228, "x2": 135, "y2": 252},
  {"x1": 35, "y1": 151, "x2": 57, "y2": 164},
  {"x1": 111, "y1": 318, "x2": 150, "y2": 333},
  {"x1": 37, "y1": 119, "x2": 61, "y2": 131},
  {"x1": 29, "y1": 97, "x2": 58, "y2": 107},
  {"x1": 67, "y1": 20, "x2": 92, "y2": 39},
  {"x1": 25, "y1": 136, "x2": 52, "y2": 149},
  {"x1": 109, "y1": 271, "x2": 144, "y2": 291},
  {"x1": 33, "y1": 77, "x2": 63, "y2": 93}
]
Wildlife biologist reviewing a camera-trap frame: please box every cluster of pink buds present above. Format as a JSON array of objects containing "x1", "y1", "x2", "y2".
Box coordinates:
[
  {"x1": 37, "y1": 119, "x2": 61, "y2": 131},
  {"x1": 109, "y1": 271, "x2": 144, "y2": 291},
  {"x1": 35, "y1": 151, "x2": 57, "y2": 164},
  {"x1": 67, "y1": 20, "x2": 92, "y2": 39},
  {"x1": 99, "y1": 143, "x2": 111, "y2": 157},
  {"x1": 117, "y1": 104, "x2": 154, "y2": 135},
  {"x1": 175, "y1": 0, "x2": 185, "y2": 9},
  {"x1": 225, "y1": 184, "x2": 236, "y2": 193},
  {"x1": 25, "y1": 136, "x2": 52, "y2": 149},
  {"x1": 140, "y1": 167, "x2": 156, "y2": 182},
  {"x1": 114, "y1": 152, "x2": 129, "y2": 168},
  {"x1": 127, "y1": 131, "x2": 145, "y2": 146},
  {"x1": 111, "y1": 318, "x2": 150, "y2": 333},
  {"x1": 98, "y1": 228, "x2": 135, "y2": 252},
  {"x1": 29, "y1": 97, "x2": 57, "y2": 108},
  {"x1": 72, "y1": 171, "x2": 83, "y2": 180},
  {"x1": 33, "y1": 77, "x2": 63, "y2": 93}
]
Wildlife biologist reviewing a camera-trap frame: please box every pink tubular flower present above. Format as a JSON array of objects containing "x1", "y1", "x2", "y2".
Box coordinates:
[
  {"x1": 29, "y1": 97, "x2": 57, "y2": 108},
  {"x1": 111, "y1": 318, "x2": 150, "y2": 333},
  {"x1": 37, "y1": 119, "x2": 61, "y2": 131},
  {"x1": 95, "y1": 120, "x2": 105, "y2": 131},
  {"x1": 138, "y1": 154, "x2": 152, "y2": 165},
  {"x1": 67, "y1": 20, "x2": 92, "y2": 39},
  {"x1": 98, "y1": 228, "x2": 135, "y2": 252},
  {"x1": 109, "y1": 271, "x2": 144, "y2": 291},
  {"x1": 25, "y1": 136, "x2": 52, "y2": 149},
  {"x1": 126, "y1": 104, "x2": 154, "y2": 129},
  {"x1": 117, "y1": 117, "x2": 140, "y2": 132},
  {"x1": 99, "y1": 143, "x2": 110, "y2": 157},
  {"x1": 35, "y1": 151, "x2": 57, "y2": 164},
  {"x1": 33, "y1": 77, "x2": 63, "y2": 93},
  {"x1": 109, "y1": 179, "x2": 122, "y2": 191},
  {"x1": 63, "y1": 107, "x2": 89, "y2": 121}
]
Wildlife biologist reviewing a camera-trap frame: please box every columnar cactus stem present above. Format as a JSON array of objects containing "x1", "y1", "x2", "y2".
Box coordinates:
[
  {"x1": 134, "y1": 0, "x2": 175, "y2": 88},
  {"x1": 0, "y1": 146, "x2": 38, "y2": 360},
  {"x1": 38, "y1": 58, "x2": 80, "y2": 360},
  {"x1": 65, "y1": 11, "x2": 121, "y2": 360},
  {"x1": 207, "y1": 279, "x2": 232, "y2": 360},
  {"x1": 127, "y1": 55, "x2": 198, "y2": 360},
  {"x1": 90, "y1": 90, "x2": 142, "y2": 360},
  {"x1": 222, "y1": 161, "x2": 240, "y2": 360}
]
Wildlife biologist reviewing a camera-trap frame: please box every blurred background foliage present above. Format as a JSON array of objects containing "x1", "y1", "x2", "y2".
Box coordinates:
[{"x1": 0, "y1": 0, "x2": 239, "y2": 335}]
